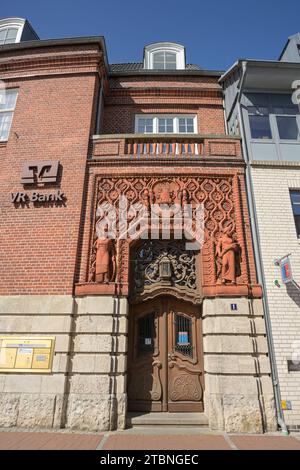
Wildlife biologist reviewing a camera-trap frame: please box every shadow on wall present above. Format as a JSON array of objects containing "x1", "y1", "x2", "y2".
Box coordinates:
[{"x1": 286, "y1": 281, "x2": 300, "y2": 308}]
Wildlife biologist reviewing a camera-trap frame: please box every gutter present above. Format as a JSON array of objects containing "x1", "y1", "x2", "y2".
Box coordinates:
[{"x1": 236, "y1": 61, "x2": 288, "y2": 435}]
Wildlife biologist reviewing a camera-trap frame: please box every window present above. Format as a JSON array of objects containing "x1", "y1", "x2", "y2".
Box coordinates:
[
  {"x1": 158, "y1": 117, "x2": 173, "y2": 133},
  {"x1": 277, "y1": 116, "x2": 300, "y2": 140},
  {"x1": 248, "y1": 106, "x2": 272, "y2": 139},
  {"x1": 290, "y1": 191, "x2": 300, "y2": 238},
  {"x1": 0, "y1": 27, "x2": 18, "y2": 45},
  {"x1": 174, "y1": 314, "x2": 193, "y2": 358},
  {"x1": 135, "y1": 115, "x2": 197, "y2": 134},
  {"x1": 137, "y1": 118, "x2": 153, "y2": 134},
  {"x1": 179, "y1": 117, "x2": 194, "y2": 133},
  {"x1": 144, "y1": 43, "x2": 185, "y2": 70},
  {"x1": 247, "y1": 97, "x2": 300, "y2": 141},
  {"x1": 0, "y1": 89, "x2": 18, "y2": 141},
  {"x1": 153, "y1": 51, "x2": 177, "y2": 70},
  {"x1": 137, "y1": 313, "x2": 155, "y2": 356}
]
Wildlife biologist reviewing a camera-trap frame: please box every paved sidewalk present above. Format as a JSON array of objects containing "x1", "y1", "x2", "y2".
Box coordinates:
[{"x1": 1, "y1": 428, "x2": 300, "y2": 450}]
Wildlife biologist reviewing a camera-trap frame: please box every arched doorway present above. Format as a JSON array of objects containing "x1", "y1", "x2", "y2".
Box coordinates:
[{"x1": 127, "y1": 239, "x2": 204, "y2": 413}]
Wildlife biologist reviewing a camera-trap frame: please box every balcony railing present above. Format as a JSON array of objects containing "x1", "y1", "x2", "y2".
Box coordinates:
[
  {"x1": 92, "y1": 134, "x2": 241, "y2": 159},
  {"x1": 126, "y1": 137, "x2": 203, "y2": 157}
]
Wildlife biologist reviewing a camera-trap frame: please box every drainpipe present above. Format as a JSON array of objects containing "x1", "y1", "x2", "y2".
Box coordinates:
[
  {"x1": 96, "y1": 76, "x2": 104, "y2": 135},
  {"x1": 236, "y1": 61, "x2": 288, "y2": 435}
]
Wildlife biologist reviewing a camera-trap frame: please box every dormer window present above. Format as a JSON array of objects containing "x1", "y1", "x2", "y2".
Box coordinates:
[
  {"x1": 0, "y1": 18, "x2": 39, "y2": 46},
  {"x1": 0, "y1": 27, "x2": 19, "y2": 45},
  {"x1": 144, "y1": 42, "x2": 185, "y2": 70}
]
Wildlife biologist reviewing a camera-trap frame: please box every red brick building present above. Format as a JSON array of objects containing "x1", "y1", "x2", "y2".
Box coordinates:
[{"x1": 0, "y1": 19, "x2": 276, "y2": 432}]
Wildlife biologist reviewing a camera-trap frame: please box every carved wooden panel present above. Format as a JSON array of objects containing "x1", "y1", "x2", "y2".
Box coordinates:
[
  {"x1": 168, "y1": 370, "x2": 203, "y2": 402},
  {"x1": 128, "y1": 298, "x2": 204, "y2": 412}
]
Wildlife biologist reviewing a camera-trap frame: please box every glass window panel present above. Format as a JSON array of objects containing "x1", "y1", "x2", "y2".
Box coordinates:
[
  {"x1": 0, "y1": 89, "x2": 18, "y2": 110},
  {"x1": 292, "y1": 205, "x2": 300, "y2": 216},
  {"x1": 276, "y1": 116, "x2": 299, "y2": 140},
  {"x1": 249, "y1": 115, "x2": 272, "y2": 139},
  {"x1": 137, "y1": 313, "x2": 155, "y2": 356},
  {"x1": 0, "y1": 112, "x2": 13, "y2": 141},
  {"x1": 138, "y1": 118, "x2": 153, "y2": 133},
  {"x1": 174, "y1": 314, "x2": 193, "y2": 358},
  {"x1": 165, "y1": 52, "x2": 176, "y2": 70},
  {"x1": 295, "y1": 215, "x2": 300, "y2": 237},
  {"x1": 153, "y1": 52, "x2": 165, "y2": 69},
  {"x1": 0, "y1": 29, "x2": 6, "y2": 43},
  {"x1": 158, "y1": 118, "x2": 166, "y2": 133},
  {"x1": 290, "y1": 191, "x2": 300, "y2": 237},
  {"x1": 178, "y1": 118, "x2": 186, "y2": 133},
  {"x1": 186, "y1": 118, "x2": 194, "y2": 132},
  {"x1": 291, "y1": 191, "x2": 300, "y2": 204},
  {"x1": 166, "y1": 118, "x2": 173, "y2": 132},
  {"x1": 6, "y1": 28, "x2": 18, "y2": 41}
]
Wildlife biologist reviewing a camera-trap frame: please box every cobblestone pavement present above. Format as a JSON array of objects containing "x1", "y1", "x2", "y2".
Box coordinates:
[{"x1": 0, "y1": 428, "x2": 300, "y2": 450}]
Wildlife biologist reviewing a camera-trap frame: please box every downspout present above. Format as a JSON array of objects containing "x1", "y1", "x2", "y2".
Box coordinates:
[
  {"x1": 96, "y1": 76, "x2": 104, "y2": 135},
  {"x1": 236, "y1": 61, "x2": 288, "y2": 435}
]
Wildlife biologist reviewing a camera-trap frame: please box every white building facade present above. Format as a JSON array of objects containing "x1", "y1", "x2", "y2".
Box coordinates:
[{"x1": 222, "y1": 35, "x2": 300, "y2": 431}]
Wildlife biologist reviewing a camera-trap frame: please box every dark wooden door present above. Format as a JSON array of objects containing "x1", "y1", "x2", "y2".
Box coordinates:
[{"x1": 127, "y1": 297, "x2": 204, "y2": 412}]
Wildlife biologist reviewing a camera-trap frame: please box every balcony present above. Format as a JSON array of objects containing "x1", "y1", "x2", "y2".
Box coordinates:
[{"x1": 92, "y1": 134, "x2": 242, "y2": 159}]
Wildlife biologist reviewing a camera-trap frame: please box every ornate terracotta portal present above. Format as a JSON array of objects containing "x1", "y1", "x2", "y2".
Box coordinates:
[{"x1": 80, "y1": 173, "x2": 261, "y2": 298}]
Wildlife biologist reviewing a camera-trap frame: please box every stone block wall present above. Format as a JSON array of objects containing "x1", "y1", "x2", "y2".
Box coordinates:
[
  {"x1": 65, "y1": 296, "x2": 128, "y2": 432},
  {"x1": 0, "y1": 295, "x2": 128, "y2": 432},
  {"x1": 203, "y1": 297, "x2": 277, "y2": 433},
  {"x1": 0, "y1": 295, "x2": 73, "y2": 428}
]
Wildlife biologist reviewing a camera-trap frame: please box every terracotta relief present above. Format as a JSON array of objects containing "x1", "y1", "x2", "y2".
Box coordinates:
[
  {"x1": 95, "y1": 238, "x2": 116, "y2": 283},
  {"x1": 82, "y1": 175, "x2": 260, "y2": 297},
  {"x1": 215, "y1": 227, "x2": 241, "y2": 285}
]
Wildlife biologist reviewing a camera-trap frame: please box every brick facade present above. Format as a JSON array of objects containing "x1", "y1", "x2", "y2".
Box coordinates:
[{"x1": 0, "y1": 42, "x2": 103, "y2": 295}]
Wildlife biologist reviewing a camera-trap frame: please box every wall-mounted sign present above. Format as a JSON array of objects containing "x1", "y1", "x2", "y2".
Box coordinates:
[
  {"x1": 281, "y1": 400, "x2": 292, "y2": 410},
  {"x1": 11, "y1": 190, "x2": 66, "y2": 204},
  {"x1": 21, "y1": 161, "x2": 60, "y2": 184},
  {"x1": 10, "y1": 160, "x2": 65, "y2": 206},
  {"x1": 0, "y1": 337, "x2": 55, "y2": 373},
  {"x1": 178, "y1": 332, "x2": 189, "y2": 345},
  {"x1": 280, "y1": 257, "x2": 293, "y2": 284},
  {"x1": 231, "y1": 303, "x2": 238, "y2": 311}
]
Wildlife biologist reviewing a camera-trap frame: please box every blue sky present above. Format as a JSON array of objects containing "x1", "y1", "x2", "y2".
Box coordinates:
[{"x1": 1, "y1": 0, "x2": 299, "y2": 70}]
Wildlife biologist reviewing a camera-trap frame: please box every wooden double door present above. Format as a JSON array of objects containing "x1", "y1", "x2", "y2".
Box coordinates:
[{"x1": 127, "y1": 297, "x2": 204, "y2": 412}]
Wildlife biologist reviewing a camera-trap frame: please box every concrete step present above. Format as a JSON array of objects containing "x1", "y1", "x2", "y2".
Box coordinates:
[{"x1": 127, "y1": 412, "x2": 209, "y2": 428}]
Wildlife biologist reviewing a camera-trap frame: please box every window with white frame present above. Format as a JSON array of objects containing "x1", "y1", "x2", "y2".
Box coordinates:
[
  {"x1": 0, "y1": 27, "x2": 19, "y2": 45},
  {"x1": 135, "y1": 115, "x2": 197, "y2": 134},
  {"x1": 0, "y1": 89, "x2": 18, "y2": 141},
  {"x1": 144, "y1": 43, "x2": 185, "y2": 70}
]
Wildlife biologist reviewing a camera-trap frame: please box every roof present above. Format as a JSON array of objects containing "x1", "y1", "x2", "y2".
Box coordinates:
[
  {"x1": 109, "y1": 62, "x2": 202, "y2": 72},
  {"x1": 220, "y1": 58, "x2": 300, "y2": 83},
  {"x1": 278, "y1": 32, "x2": 300, "y2": 60},
  {"x1": 0, "y1": 36, "x2": 109, "y2": 70}
]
